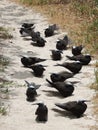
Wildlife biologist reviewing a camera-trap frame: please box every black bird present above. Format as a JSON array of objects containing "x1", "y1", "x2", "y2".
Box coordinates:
[
  {"x1": 33, "y1": 101, "x2": 48, "y2": 122},
  {"x1": 66, "y1": 54, "x2": 92, "y2": 65},
  {"x1": 44, "y1": 24, "x2": 59, "y2": 37},
  {"x1": 19, "y1": 27, "x2": 35, "y2": 37},
  {"x1": 50, "y1": 71, "x2": 74, "y2": 82},
  {"x1": 72, "y1": 45, "x2": 84, "y2": 56},
  {"x1": 21, "y1": 56, "x2": 46, "y2": 67},
  {"x1": 56, "y1": 35, "x2": 69, "y2": 50},
  {"x1": 55, "y1": 100, "x2": 89, "y2": 118},
  {"x1": 31, "y1": 37, "x2": 46, "y2": 47},
  {"x1": 25, "y1": 80, "x2": 41, "y2": 101},
  {"x1": 55, "y1": 61, "x2": 82, "y2": 74},
  {"x1": 29, "y1": 64, "x2": 47, "y2": 77},
  {"x1": 50, "y1": 50, "x2": 63, "y2": 61},
  {"x1": 46, "y1": 79, "x2": 74, "y2": 97},
  {"x1": 22, "y1": 23, "x2": 34, "y2": 28},
  {"x1": 30, "y1": 31, "x2": 40, "y2": 41}
]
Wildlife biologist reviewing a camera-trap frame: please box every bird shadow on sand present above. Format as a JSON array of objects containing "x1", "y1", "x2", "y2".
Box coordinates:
[
  {"x1": 30, "y1": 42, "x2": 45, "y2": 47},
  {"x1": 30, "y1": 71, "x2": 45, "y2": 78},
  {"x1": 35, "y1": 117, "x2": 48, "y2": 123},
  {"x1": 42, "y1": 90, "x2": 64, "y2": 99},
  {"x1": 11, "y1": 70, "x2": 33, "y2": 79},
  {"x1": 22, "y1": 37, "x2": 32, "y2": 41},
  {"x1": 51, "y1": 108, "x2": 85, "y2": 119},
  {"x1": 42, "y1": 90, "x2": 74, "y2": 99}
]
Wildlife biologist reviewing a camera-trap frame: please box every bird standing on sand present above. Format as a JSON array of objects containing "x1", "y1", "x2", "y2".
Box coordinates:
[
  {"x1": 33, "y1": 101, "x2": 48, "y2": 122},
  {"x1": 25, "y1": 80, "x2": 41, "y2": 102},
  {"x1": 55, "y1": 100, "x2": 89, "y2": 118}
]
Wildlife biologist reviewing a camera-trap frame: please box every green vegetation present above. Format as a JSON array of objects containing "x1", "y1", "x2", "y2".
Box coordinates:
[
  {"x1": 0, "y1": 56, "x2": 10, "y2": 72},
  {"x1": 0, "y1": 26, "x2": 13, "y2": 39},
  {"x1": 0, "y1": 80, "x2": 11, "y2": 115},
  {"x1": 18, "y1": 0, "x2": 98, "y2": 55},
  {"x1": 0, "y1": 25, "x2": 12, "y2": 115},
  {"x1": 0, "y1": 105, "x2": 8, "y2": 115}
]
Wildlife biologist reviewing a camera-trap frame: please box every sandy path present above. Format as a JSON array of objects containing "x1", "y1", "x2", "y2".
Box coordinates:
[{"x1": 0, "y1": 0, "x2": 96, "y2": 130}]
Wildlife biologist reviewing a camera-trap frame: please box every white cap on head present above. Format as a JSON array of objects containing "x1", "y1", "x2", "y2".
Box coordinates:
[
  {"x1": 29, "y1": 85, "x2": 35, "y2": 89},
  {"x1": 72, "y1": 46, "x2": 76, "y2": 49},
  {"x1": 86, "y1": 54, "x2": 90, "y2": 56},
  {"x1": 76, "y1": 61, "x2": 81, "y2": 63}
]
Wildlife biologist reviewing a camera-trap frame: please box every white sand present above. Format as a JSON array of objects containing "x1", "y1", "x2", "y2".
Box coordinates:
[{"x1": 0, "y1": 0, "x2": 97, "y2": 130}]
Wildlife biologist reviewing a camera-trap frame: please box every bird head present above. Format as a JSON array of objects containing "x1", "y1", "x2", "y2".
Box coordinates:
[{"x1": 78, "y1": 100, "x2": 90, "y2": 103}]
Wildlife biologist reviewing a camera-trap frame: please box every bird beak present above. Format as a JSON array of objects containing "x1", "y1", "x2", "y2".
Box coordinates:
[
  {"x1": 84, "y1": 100, "x2": 90, "y2": 102},
  {"x1": 43, "y1": 65, "x2": 48, "y2": 67},
  {"x1": 54, "y1": 64, "x2": 59, "y2": 66},
  {"x1": 49, "y1": 49, "x2": 53, "y2": 51},
  {"x1": 32, "y1": 103, "x2": 39, "y2": 105}
]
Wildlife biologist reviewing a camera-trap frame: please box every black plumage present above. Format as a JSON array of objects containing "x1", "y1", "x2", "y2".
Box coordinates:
[
  {"x1": 25, "y1": 80, "x2": 41, "y2": 102},
  {"x1": 55, "y1": 100, "x2": 89, "y2": 118},
  {"x1": 44, "y1": 24, "x2": 59, "y2": 37},
  {"x1": 19, "y1": 27, "x2": 35, "y2": 37},
  {"x1": 22, "y1": 23, "x2": 34, "y2": 28},
  {"x1": 50, "y1": 71, "x2": 74, "y2": 82},
  {"x1": 31, "y1": 37, "x2": 46, "y2": 47},
  {"x1": 72, "y1": 45, "x2": 84, "y2": 56},
  {"x1": 33, "y1": 102, "x2": 48, "y2": 122},
  {"x1": 30, "y1": 31, "x2": 40, "y2": 41},
  {"x1": 66, "y1": 54, "x2": 92, "y2": 65},
  {"x1": 50, "y1": 50, "x2": 63, "y2": 60},
  {"x1": 46, "y1": 79, "x2": 74, "y2": 97},
  {"x1": 21, "y1": 56, "x2": 46, "y2": 67},
  {"x1": 55, "y1": 61, "x2": 82, "y2": 74},
  {"x1": 56, "y1": 35, "x2": 68, "y2": 50},
  {"x1": 29, "y1": 64, "x2": 46, "y2": 77}
]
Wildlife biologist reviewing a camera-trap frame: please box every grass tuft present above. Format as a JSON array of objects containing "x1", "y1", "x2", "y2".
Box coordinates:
[{"x1": 0, "y1": 26, "x2": 13, "y2": 39}]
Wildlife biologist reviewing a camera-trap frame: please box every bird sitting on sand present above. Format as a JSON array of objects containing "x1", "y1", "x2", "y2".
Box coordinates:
[
  {"x1": 19, "y1": 27, "x2": 35, "y2": 37},
  {"x1": 25, "y1": 80, "x2": 41, "y2": 102},
  {"x1": 21, "y1": 56, "x2": 46, "y2": 67},
  {"x1": 50, "y1": 49, "x2": 63, "y2": 61},
  {"x1": 55, "y1": 100, "x2": 89, "y2": 118},
  {"x1": 28, "y1": 64, "x2": 47, "y2": 77},
  {"x1": 46, "y1": 79, "x2": 74, "y2": 97},
  {"x1": 44, "y1": 24, "x2": 59, "y2": 37},
  {"x1": 72, "y1": 45, "x2": 84, "y2": 56},
  {"x1": 30, "y1": 31, "x2": 40, "y2": 41},
  {"x1": 50, "y1": 71, "x2": 74, "y2": 82},
  {"x1": 33, "y1": 101, "x2": 48, "y2": 122},
  {"x1": 56, "y1": 35, "x2": 69, "y2": 50},
  {"x1": 31, "y1": 37, "x2": 46, "y2": 47},
  {"x1": 66, "y1": 54, "x2": 92, "y2": 65},
  {"x1": 54, "y1": 61, "x2": 82, "y2": 74},
  {"x1": 22, "y1": 23, "x2": 34, "y2": 28}
]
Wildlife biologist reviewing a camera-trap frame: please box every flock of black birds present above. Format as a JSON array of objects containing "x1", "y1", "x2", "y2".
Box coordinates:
[{"x1": 19, "y1": 22, "x2": 93, "y2": 122}]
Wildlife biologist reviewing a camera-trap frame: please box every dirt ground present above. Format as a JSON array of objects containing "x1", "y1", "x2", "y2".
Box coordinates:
[{"x1": 0, "y1": 0, "x2": 97, "y2": 130}]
